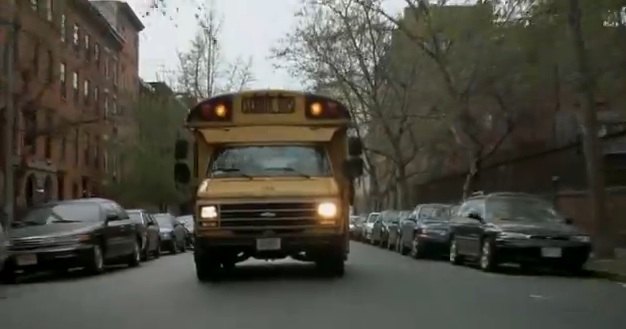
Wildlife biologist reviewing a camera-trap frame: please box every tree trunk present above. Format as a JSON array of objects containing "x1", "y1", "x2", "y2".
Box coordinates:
[
  {"x1": 462, "y1": 155, "x2": 480, "y2": 200},
  {"x1": 567, "y1": 0, "x2": 613, "y2": 258},
  {"x1": 396, "y1": 165, "x2": 410, "y2": 209}
]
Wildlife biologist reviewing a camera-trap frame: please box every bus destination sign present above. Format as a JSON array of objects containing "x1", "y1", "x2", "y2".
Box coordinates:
[{"x1": 242, "y1": 96, "x2": 295, "y2": 114}]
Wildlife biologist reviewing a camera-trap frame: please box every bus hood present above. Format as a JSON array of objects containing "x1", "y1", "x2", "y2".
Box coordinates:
[{"x1": 196, "y1": 177, "x2": 340, "y2": 199}]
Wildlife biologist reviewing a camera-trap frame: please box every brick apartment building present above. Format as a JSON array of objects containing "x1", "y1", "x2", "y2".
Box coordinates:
[{"x1": 0, "y1": 0, "x2": 142, "y2": 214}]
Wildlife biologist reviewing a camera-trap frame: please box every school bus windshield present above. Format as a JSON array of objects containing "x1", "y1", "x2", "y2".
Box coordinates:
[{"x1": 208, "y1": 144, "x2": 332, "y2": 178}]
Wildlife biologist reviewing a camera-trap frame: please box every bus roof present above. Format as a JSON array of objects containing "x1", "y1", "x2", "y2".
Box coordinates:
[{"x1": 186, "y1": 89, "x2": 352, "y2": 128}]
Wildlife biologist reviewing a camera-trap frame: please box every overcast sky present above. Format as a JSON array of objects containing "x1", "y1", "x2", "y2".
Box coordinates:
[{"x1": 126, "y1": 0, "x2": 406, "y2": 90}]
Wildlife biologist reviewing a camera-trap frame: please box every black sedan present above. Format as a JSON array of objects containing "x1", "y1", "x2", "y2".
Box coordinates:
[
  {"x1": 449, "y1": 192, "x2": 592, "y2": 273},
  {"x1": 398, "y1": 204, "x2": 454, "y2": 258},
  {"x1": 2, "y1": 198, "x2": 142, "y2": 282}
]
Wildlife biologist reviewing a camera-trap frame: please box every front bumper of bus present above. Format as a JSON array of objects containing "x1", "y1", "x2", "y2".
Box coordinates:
[{"x1": 194, "y1": 228, "x2": 346, "y2": 260}]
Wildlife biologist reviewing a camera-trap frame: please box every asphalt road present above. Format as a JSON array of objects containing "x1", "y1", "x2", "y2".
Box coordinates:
[{"x1": 1, "y1": 242, "x2": 625, "y2": 329}]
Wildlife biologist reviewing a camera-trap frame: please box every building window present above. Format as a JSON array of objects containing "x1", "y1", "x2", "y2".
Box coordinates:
[
  {"x1": 72, "y1": 23, "x2": 79, "y2": 49},
  {"x1": 84, "y1": 34, "x2": 90, "y2": 59},
  {"x1": 61, "y1": 135, "x2": 67, "y2": 161},
  {"x1": 59, "y1": 62, "x2": 66, "y2": 99},
  {"x1": 60, "y1": 13, "x2": 66, "y2": 42},
  {"x1": 45, "y1": 112, "x2": 53, "y2": 159},
  {"x1": 94, "y1": 43, "x2": 100, "y2": 63},
  {"x1": 84, "y1": 133, "x2": 90, "y2": 167},
  {"x1": 104, "y1": 95, "x2": 109, "y2": 118},
  {"x1": 74, "y1": 129, "x2": 79, "y2": 165},
  {"x1": 72, "y1": 71, "x2": 79, "y2": 101},
  {"x1": 104, "y1": 58, "x2": 110, "y2": 79},
  {"x1": 84, "y1": 80, "x2": 90, "y2": 104},
  {"x1": 94, "y1": 86, "x2": 99, "y2": 106},
  {"x1": 45, "y1": 0, "x2": 53, "y2": 21}
]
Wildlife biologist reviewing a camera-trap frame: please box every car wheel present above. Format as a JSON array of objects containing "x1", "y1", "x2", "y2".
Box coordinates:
[
  {"x1": 128, "y1": 240, "x2": 141, "y2": 267},
  {"x1": 449, "y1": 237, "x2": 463, "y2": 265},
  {"x1": 88, "y1": 245, "x2": 105, "y2": 274},
  {"x1": 479, "y1": 239, "x2": 497, "y2": 272},
  {"x1": 195, "y1": 249, "x2": 221, "y2": 282},
  {"x1": 410, "y1": 237, "x2": 425, "y2": 259},
  {"x1": 170, "y1": 240, "x2": 179, "y2": 254},
  {"x1": 154, "y1": 240, "x2": 161, "y2": 259}
]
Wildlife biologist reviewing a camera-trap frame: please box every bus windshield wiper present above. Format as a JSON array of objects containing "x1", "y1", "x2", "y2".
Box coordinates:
[
  {"x1": 264, "y1": 167, "x2": 311, "y2": 179},
  {"x1": 212, "y1": 167, "x2": 253, "y2": 179}
]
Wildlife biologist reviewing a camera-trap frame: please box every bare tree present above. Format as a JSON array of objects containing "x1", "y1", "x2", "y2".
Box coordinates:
[
  {"x1": 173, "y1": 2, "x2": 254, "y2": 99},
  {"x1": 273, "y1": 0, "x2": 444, "y2": 209},
  {"x1": 353, "y1": 0, "x2": 538, "y2": 199}
]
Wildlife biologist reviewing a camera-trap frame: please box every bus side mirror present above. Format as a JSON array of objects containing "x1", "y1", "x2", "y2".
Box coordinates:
[
  {"x1": 344, "y1": 157, "x2": 364, "y2": 178},
  {"x1": 175, "y1": 139, "x2": 189, "y2": 160},
  {"x1": 174, "y1": 163, "x2": 191, "y2": 184},
  {"x1": 348, "y1": 137, "x2": 363, "y2": 157}
]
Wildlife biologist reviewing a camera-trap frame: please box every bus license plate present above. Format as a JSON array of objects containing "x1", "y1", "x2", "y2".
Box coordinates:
[
  {"x1": 256, "y1": 238, "x2": 281, "y2": 251},
  {"x1": 16, "y1": 254, "x2": 38, "y2": 266},
  {"x1": 541, "y1": 247, "x2": 562, "y2": 258}
]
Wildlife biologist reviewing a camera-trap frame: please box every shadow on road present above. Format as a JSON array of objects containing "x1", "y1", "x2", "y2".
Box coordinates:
[{"x1": 206, "y1": 262, "x2": 344, "y2": 284}]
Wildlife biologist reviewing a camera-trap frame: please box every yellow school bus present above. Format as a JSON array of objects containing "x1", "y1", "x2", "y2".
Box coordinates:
[{"x1": 173, "y1": 89, "x2": 364, "y2": 281}]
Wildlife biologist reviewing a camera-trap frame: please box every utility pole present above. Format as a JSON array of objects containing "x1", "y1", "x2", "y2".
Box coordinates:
[{"x1": 1, "y1": 18, "x2": 16, "y2": 229}]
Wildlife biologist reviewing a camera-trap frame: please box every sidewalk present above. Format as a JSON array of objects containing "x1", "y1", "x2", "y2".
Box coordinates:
[{"x1": 586, "y1": 248, "x2": 626, "y2": 282}]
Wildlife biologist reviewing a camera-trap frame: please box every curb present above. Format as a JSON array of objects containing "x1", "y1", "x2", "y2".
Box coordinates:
[{"x1": 589, "y1": 269, "x2": 626, "y2": 283}]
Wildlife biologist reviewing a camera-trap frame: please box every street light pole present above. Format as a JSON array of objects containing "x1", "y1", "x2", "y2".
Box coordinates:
[{"x1": 2, "y1": 19, "x2": 17, "y2": 229}]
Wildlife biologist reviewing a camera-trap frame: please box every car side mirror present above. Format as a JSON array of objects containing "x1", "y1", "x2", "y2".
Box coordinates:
[
  {"x1": 174, "y1": 163, "x2": 191, "y2": 184},
  {"x1": 343, "y1": 157, "x2": 364, "y2": 179},
  {"x1": 468, "y1": 212, "x2": 483, "y2": 221},
  {"x1": 106, "y1": 214, "x2": 121, "y2": 223},
  {"x1": 175, "y1": 139, "x2": 189, "y2": 160},
  {"x1": 565, "y1": 218, "x2": 574, "y2": 225},
  {"x1": 348, "y1": 137, "x2": 363, "y2": 156}
]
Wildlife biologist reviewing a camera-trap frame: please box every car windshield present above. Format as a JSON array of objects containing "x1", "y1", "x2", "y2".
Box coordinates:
[
  {"x1": 426, "y1": 206, "x2": 452, "y2": 221},
  {"x1": 209, "y1": 145, "x2": 331, "y2": 178},
  {"x1": 154, "y1": 215, "x2": 173, "y2": 228},
  {"x1": 16, "y1": 203, "x2": 101, "y2": 226},
  {"x1": 486, "y1": 197, "x2": 565, "y2": 223},
  {"x1": 368, "y1": 214, "x2": 380, "y2": 223},
  {"x1": 128, "y1": 212, "x2": 142, "y2": 223}
]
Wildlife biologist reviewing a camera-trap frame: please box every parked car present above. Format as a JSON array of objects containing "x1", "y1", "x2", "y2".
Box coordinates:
[
  {"x1": 386, "y1": 211, "x2": 411, "y2": 250},
  {"x1": 371, "y1": 210, "x2": 399, "y2": 247},
  {"x1": 127, "y1": 209, "x2": 161, "y2": 260},
  {"x1": 349, "y1": 215, "x2": 365, "y2": 240},
  {"x1": 400, "y1": 204, "x2": 454, "y2": 258},
  {"x1": 153, "y1": 213, "x2": 187, "y2": 254},
  {"x1": 448, "y1": 192, "x2": 592, "y2": 273},
  {"x1": 175, "y1": 215, "x2": 194, "y2": 249},
  {"x1": 2, "y1": 198, "x2": 142, "y2": 283},
  {"x1": 0, "y1": 220, "x2": 8, "y2": 274},
  {"x1": 363, "y1": 212, "x2": 380, "y2": 242}
]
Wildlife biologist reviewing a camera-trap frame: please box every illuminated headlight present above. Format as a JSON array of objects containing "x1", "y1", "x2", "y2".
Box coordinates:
[
  {"x1": 498, "y1": 232, "x2": 531, "y2": 240},
  {"x1": 317, "y1": 202, "x2": 337, "y2": 218},
  {"x1": 200, "y1": 205, "x2": 218, "y2": 219},
  {"x1": 571, "y1": 235, "x2": 591, "y2": 243}
]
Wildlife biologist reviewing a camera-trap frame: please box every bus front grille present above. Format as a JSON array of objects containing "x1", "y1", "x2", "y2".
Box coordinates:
[{"x1": 219, "y1": 202, "x2": 318, "y2": 229}]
